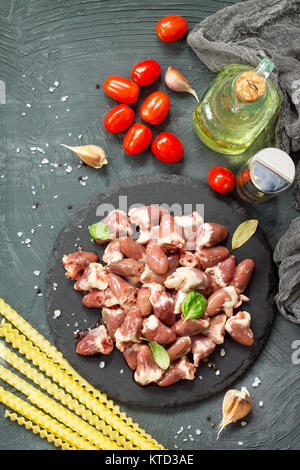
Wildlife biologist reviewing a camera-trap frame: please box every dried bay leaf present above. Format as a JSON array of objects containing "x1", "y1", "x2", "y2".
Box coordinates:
[{"x1": 232, "y1": 219, "x2": 258, "y2": 250}]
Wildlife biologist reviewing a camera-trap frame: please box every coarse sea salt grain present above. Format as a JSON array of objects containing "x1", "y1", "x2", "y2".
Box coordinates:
[
  {"x1": 241, "y1": 386, "x2": 250, "y2": 396},
  {"x1": 99, "y1": 361, "x2": 105, "y2": 369},
  {"x1": 41, "y1": 158, "x2": 49, "y2": 165},
  {"x1": 65, "y1": 165, "x2": 72, "y2": 173},
  {"x1": 215, "y1": 370, "x2": 220, "y2": 376},
  {"x1": 54, "y1": 81, "x2": 59, "y2": 87},
  {"x1": 220, "y1": 348, "x2": 226, "y2": 357},
  {"x1": 53, "y1": 309, "x2": 61, "y2": 319},
  {"x1": 61, "y1": 96, "x2": 68, "y2": 102},
  {"x1": 177, "y1": 427, "x2": 183, "y2": 435},
  {"x1": 24, "y1": 238, "x2": 31, "y2": 244},
  {"x1": 195, "y1": 429, "x2": 201, "y2": 435},
  {"x1": 238, "y1": 441, "x2": 243, "y2": 446},
  {"x1": 241, "y1": 421, "x2": 247, "y2": 427},
  {"x1": 17, "y1": 232, "x2": 23, "y2": 238},
  {"x1": 49, "y1": 87, "x2": 55, "y2": 93},
  {"x1": 34, "y1": 270, "x2": 40, "y2": 276},
  {"x1": 26, "y1": 103, "x2": 31, "y2": 108},
  {"x1": 252, "y1": 377, "x2": 261, "y2": 388},
  {"x1": 259, "y1": 401, "x2": 264, "y2": 407}
]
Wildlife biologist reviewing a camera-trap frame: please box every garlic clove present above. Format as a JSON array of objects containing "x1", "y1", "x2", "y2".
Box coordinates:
[
  {"x1": 165, "y1": 66, "x2": 199, "y2": 102},
  {"x1": 61, "y1": 144, "x2": 108, "y2": 169},
  {"x1": 217, "y1": 389, "x2": 252, "y2": 438}
]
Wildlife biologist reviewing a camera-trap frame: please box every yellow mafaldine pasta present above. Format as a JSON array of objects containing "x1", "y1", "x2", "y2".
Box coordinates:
[
  {"x1": 5, "y1": 411, "x2": 77, "y2": 450},
  {"x1": 0, "y1": 342, "x2": 135, "y2": 450},
  {"x1": 0, "y1": 318, "x2": 163, "y2": 450},
  {"x1": 0, "y1": 298, "x2": 163, "y2": 449},
  {"x1": 0, "y1": 365, "x2": 120, "y2": 450},
  {"x1": 0, "y1": 387, "x2": 96, "y2": 450}
]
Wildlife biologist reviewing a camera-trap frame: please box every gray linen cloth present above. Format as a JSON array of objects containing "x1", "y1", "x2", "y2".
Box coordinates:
[
  {"x1": 273, "y1": 217, "x2": 300, "y2": 323},
  {"x1": 188, "y1": 0, "x2": 300, "y2": 323}
]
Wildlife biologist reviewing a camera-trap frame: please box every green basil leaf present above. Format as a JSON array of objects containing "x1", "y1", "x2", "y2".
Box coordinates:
[
  {"x1": 89, "y1": 222, "x2": 112, "y2": 241},
  {"x1": 181, "y1": 291, "x2": 206, "y2": 322},
  {"x1": 149, "y1": 341, "x2": 170, "y2": 370},
  {"x1": 232, "y1": 219, "x2": 258, "y2": 251}
]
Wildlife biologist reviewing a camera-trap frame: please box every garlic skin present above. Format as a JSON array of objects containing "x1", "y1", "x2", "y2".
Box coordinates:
[
  {"x1": 217, "y1": 388, "x2": 252, "y2": 438},
  {"x1": 61, "y1": 144, "x2": 108, "y2": 169},
  {"x1": 165, "y1": 66, "x2": 199, "y2": 102}
]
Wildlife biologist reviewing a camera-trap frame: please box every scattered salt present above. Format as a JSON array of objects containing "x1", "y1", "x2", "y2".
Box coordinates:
[
  {"x1": 17, "y1": 232, "x2": 23, "y2": 238},
  {"x1": 259, "y1": 401, "x2": 264, "y2": 407},
  {"x1": 99, "y1": 361, "x2": 105, "y2": 369},
  {"x1": 53, "y1": 309, "x2": 61, "y2": 319},
  {"x1": 195, "y1": 429, "x2": 201, "y2": 435},
  {"x1": 26, "y1": 103, "x2": 31, "y2": 108},
  {"x1": 238, "y1": 441, "x2": 243, "y2": 446},
  {"x1": 61, "y1": 96, "x2": 68, "y2": 102},
  {"x1": 241, "y1": 386, "x2": 250, "y2": 396},
  {"x1": 34, "y1": 270, "x2": 40, "y2": 277},
  {"x1": 220, "y1": 348, "x2": 226, "y2": 357},
  {"x1": 252, "y1": 377, "x2": 261, "y2": 388},
  {"x1": 41, "y1": 158, "x2": 49, "y2": 165},
  {"x1": 49, "y1": 87, "x2": 55, "y2": 93}
]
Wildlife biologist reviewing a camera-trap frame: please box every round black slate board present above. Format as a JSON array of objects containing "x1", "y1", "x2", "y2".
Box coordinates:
[{"x1": 44, "y1": 174, "x2": 276, "y2": 407}]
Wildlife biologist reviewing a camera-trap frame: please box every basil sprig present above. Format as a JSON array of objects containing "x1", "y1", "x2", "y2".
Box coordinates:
[
  {"x1": 89, "y1": 222, "x2": 113, "y2": 241},
  {"x1": 181, "y1": 291, "x2": 207, "y2": 323}
]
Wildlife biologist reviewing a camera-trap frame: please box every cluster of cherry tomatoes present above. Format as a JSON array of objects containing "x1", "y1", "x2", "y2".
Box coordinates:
[
  {"x1": 102, "y1": 16, "x2": 189, "y2": 164},
  {"x1": 102, "y1": 14, "x2": 236, "y2": 190}
]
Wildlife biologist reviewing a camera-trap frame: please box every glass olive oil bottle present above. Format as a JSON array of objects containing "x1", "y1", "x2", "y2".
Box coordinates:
[{"x1": 193, "y1": 58, "x2": 279, "y2": 155}]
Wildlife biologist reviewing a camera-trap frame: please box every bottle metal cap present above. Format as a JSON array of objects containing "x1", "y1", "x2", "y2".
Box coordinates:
[{"x1": 250, "y1": 148, "x2": 295, "y2": 193}]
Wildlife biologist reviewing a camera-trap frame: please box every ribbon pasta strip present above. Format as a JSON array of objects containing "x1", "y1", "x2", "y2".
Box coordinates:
[
  {"x1": 0, "y1": 342, "x2": 135, "y2": 450},
  {"x1": 0, "y1": 387, "x2": 96, "y2": 450},
  {"x1": 5, "y1": 410, "x2": 77, "y2": 450},
  {"x1": 0, "y1": 299, "x2": 164, "y2": 450},
  {"x1": 0, "y1": 364, "x2": 120, "y2": 450}
]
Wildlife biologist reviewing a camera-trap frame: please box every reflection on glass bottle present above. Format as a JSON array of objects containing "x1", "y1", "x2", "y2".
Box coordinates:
[{"x1": 193, "y1": 58, "x2": 279, "y2": 155}]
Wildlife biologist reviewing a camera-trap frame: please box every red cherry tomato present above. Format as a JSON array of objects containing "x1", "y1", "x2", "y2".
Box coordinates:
[
  {"x1": 208, "y1": 167, "x2": 236, "y2": 194},
  {"x1": 103, "y1": 76, "x2": 140, "y2": 104},
  {"x1": 151, "y1": 132, "x2": 184, "y2": 163},
  {"x1": 123, "y1": 123, "x2": 153, "y2": 155},
  {"x1": 104, "y1": 104, "x2": 135, "y2": 133},
  {"x1": 156, "y1": 15, "x2": 188, "y2": 42},
  {"x1": 140, "y1": 91, "x2": 170, "y2": 125},
  {"x1": 131, "y1": 59, "x2": 161, "y2": 86}
]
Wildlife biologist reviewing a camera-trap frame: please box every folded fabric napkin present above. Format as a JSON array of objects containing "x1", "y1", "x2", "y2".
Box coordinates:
[
  {"x1": 273, "y1": 217, "x2": 300, "y2": 323},
  {"x1": 187, "y1": 0, "x2": 300, "y2": 323}
]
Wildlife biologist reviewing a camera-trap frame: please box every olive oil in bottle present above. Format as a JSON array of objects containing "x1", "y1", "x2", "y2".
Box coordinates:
[{"x1": 193, "y1": 58, "x2": 279, "y2": 155}]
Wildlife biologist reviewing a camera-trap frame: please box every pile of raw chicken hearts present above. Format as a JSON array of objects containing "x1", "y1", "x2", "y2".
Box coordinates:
[{"x1": 62, "y1": 206, "x2": 255, "y2": 387}]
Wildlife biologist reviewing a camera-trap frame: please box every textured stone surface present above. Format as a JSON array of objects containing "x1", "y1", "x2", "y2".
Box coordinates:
[{"x1": 0, "y1": 0, "x2": 299, "y2": 450}]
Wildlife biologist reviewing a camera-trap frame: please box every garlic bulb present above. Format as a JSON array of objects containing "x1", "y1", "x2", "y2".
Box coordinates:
[
  {"x1": 165, "y1": 66, "x2": 199, "y2": 102},
  {"x1": 61, "y1": 144, "x2": 108, "y2": 169},
  {"x1": 217, "y1": 389, "x2": 252, "y2": 438}
]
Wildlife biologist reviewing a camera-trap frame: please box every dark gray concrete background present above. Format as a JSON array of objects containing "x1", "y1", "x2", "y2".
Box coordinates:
[{"x1": 0, "y1": 0, "x2": 299, "y2": 450}]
